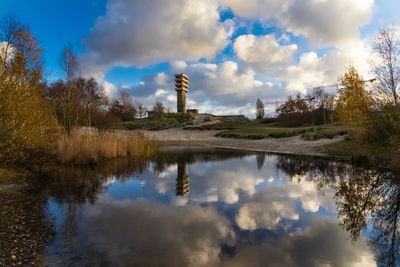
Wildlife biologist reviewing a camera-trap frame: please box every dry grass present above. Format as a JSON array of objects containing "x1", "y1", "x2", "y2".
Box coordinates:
[{"x1": 55, "y1": 128, "x2": 160, "y2": 165}]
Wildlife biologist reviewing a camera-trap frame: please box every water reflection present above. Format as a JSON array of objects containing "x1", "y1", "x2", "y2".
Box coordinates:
[
  {"x1": 335, "y1": 168, "x2": 400, "y2": 267},
  {"x1": 29, "y1": 149, "x2": 400, "y2": 266}
]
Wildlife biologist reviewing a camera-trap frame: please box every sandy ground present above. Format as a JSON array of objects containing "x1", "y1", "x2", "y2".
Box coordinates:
[{"x1": 139, "y1": 128, "x2": 345, "y2": 158}]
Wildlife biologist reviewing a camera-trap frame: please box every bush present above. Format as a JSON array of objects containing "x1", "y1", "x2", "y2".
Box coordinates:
[{"x1": 361, "y1": 108, "x2": 400, "y2": 148}]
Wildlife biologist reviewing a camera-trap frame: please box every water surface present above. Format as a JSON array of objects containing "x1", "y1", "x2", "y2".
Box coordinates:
[{"x1": 36, "y1": 149, "x2": 399, "y2": 266}]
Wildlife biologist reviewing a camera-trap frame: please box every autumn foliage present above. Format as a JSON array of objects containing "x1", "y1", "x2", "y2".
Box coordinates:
[
  {"x1": 336, "y1": 66, "x2": 373, "y2": 126},
  {"x1": 0, "y1": 16, "x2": 56, "y2": 163}
]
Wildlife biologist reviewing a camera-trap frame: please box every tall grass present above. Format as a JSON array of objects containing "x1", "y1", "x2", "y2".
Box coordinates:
[{"x1": 55, "y1": 128, "x2": 160, "y2": 165}]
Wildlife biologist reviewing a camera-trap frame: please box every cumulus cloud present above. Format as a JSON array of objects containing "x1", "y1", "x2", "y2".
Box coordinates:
[
  {"x1": 222, "y1": 0, "x2": 374, "y2": 46},
  {"x1": 233, "y1": 34, "x2": 298, "y2": 73},
  {"x1": 82, "y1": 0, "x2": 233, "y2": 71},
  {"x1": 231, "y1": 32, "x2": 372, "y2": 93},
  {"x1": 283, "y1": 39, "x2": 372, "y2": 92},
  {"x1": 280, "y1": 0, "x2": 374, "y2": 46},
  {"x1": 220, "y1": 0, "x2": 292, "y2": 20}
]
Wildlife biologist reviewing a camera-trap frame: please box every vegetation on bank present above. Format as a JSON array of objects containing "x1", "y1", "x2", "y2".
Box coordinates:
[
  {"x1": 216, "y1": 124, "x2": 351, "y2": 140},
  {"x1": 323, "y1": 139, "x2": 400, "y2": 169},
  {"x1": 51, "y1": 129, "x2": 160, "y2": 165},
  {"x1": 123, "y1": 113, "x2": 194, "y2": 131},
  {"x1": 184, "y1": 116, "x2": 251, "y2": 130},
  {"x1": 0, "y1": 16, "x2": 161, "y2": 168}
]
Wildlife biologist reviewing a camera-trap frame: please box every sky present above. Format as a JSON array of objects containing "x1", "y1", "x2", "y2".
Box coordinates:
[{"x1": 1, "y1": 0, "x2": 399, "y2": 116}]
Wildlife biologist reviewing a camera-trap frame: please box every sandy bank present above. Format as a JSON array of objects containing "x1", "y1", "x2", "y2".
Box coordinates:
[{"x1": 137, "y1": 128, "x2": 346, "y2": 158}]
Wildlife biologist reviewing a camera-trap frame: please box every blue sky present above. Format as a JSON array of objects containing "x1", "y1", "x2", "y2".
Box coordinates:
[{"x1": 1, "y1": 0, "x2": 399, "y2": 115}]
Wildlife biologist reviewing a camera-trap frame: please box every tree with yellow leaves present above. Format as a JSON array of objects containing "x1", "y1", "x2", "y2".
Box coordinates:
[
  {"x1": 0, "y1": 16, "x2": 55, "y2": 163},
  {"x1": 336, "y1": 66, "x2": 374, "y2": 126}
]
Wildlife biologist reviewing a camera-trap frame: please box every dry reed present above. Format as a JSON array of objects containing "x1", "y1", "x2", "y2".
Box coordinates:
[{"x1": 55, "y1": 128, "x2": 160, "y2": 165}]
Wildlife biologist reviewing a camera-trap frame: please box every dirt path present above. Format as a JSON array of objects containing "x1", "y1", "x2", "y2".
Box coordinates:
[{"x1": 140, "y1": 128, "x2": 345, "y2": 158}]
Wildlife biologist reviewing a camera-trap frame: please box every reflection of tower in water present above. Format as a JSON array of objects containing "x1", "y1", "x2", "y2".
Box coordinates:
[{"x1": 176, "y1": 162, "x2": 190, "y2": 196}]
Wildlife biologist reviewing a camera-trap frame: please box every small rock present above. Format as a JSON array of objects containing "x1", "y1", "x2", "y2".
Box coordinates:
[{"x1": 11, "y1": 255, "x2": 16, "y2": 260}]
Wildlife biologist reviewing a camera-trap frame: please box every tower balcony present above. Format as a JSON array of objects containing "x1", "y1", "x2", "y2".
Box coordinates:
[
  {"x1": 175, "y1": 73, "x2": 189, "y2": 80},
  {"x1": 175, "y1": 82, "x2": 189, "y2": 88}
]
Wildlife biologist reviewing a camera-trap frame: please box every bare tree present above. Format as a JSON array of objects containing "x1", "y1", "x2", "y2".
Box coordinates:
[
  {"x1": 60, "y1": 44, "x2": 79, "y2": 134},
  {"x1": 373, "y1": 26, "x2": 400, "y2": 107},
  {"x1": 120, "y1": 91, "x2": 137, "y2": 120},
  {"x1": 76, "y1": 77, "x2": 104, "y2": 126},
  {"x1": 152, "y1": 101, "x2": 165, "y2": 117},
  {"x1": 256, "y1": 98, "x2": 265, "y2": 119},
  {"x1": 137, "y1": 103, "x2": 147, "y2": 119},
  {"x1": 325, "y1": 94, "x2": 335, "y2": 125}
]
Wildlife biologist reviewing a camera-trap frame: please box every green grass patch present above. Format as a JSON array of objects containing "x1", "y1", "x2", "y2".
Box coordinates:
[
  {"x1": 185, "y1": 118, "x2": 256, "y2": 131},
  {"x1": 301, "y1": 125, "x2": 353, "y2": 141},
  {"x1": 124, "y1": 113, "x2": 194, "y2": 131},
  {"x1": 216, "y1": 127, "x2": 311, "y2": 139},
  {"x1": 215, "y1": 124, "x2": 353, "y2": 140}
]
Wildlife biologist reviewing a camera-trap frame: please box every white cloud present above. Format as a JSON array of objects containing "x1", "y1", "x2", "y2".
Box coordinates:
[
  {"x1": 283, "y1": 39, "x2": 372, "y2": 92},
  {"x1": 233, "y1": 34, "x2": 298, "y2": 73},
  {"x1": 220, "y1": 0, "x2": 292, "y2": 21},
  {"x1": 280, "y1": 0, "x2": 374, "y2": 46},
  {"x1": 83, "y1": 0, "x2": 234, "y2": 71},
  {"x1": 223, "y1": 0, "x2": 374, "y2": 47},
  {"x1": 170, "y1": 60, "x2": 188, "y2": 73}
]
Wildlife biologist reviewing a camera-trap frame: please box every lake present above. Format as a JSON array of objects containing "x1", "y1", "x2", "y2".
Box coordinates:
[{"x1": 11, "y1": 149, "x2": 400, "y2": 266}]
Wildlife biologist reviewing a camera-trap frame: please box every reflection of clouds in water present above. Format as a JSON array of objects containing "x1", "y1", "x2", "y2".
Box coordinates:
[
  {"x1": 60, "y1": 197, "x2": 376, "y2": 267},
  {"x1": 237, "y1": 201, "x2": 299, "y2": 230},
  {"x1": 188, "y1": 157, "x2": 278, "y2": 204},
  {"x1": 141, "y1": 156, "x2": 338, "y2": 213},
  {"x1": 153, "y1": 164, "x2": 178, "y2": 194},
  {"x1": 191, "y1": 170, "x2": 265, "y2": 204},
  {"x1": 223, "y1": 219, "x2": 376, "y2": 267},
  {"x1": 81, "y1": 196, "x2": 235, "y2": 267},
  {"x1": 155, "y1": 164, "x2": 177, "y2": 178},
  {"x1": 236, "y1": 181, "x2": 336, "y2": 230},
  {"x1": 170, "y1": 196, "x2": 189, "y2": 206},
  {"x1": 141, "y1": 156, "x2": 276, "y2": 204}
]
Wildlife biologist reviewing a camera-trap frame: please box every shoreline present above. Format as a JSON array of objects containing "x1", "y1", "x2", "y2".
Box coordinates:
[{"x1": 138, "y1": 128, "x2": 349, "y2": 160}]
